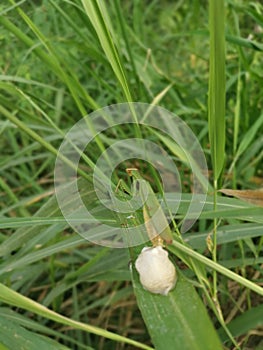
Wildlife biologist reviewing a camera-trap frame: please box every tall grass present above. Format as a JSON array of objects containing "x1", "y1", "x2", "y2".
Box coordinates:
[
  {"x1": 0, "y1": 1, "x2": 262, "y2": 350},
  {"x1": 208, "y1": 0, "x2": 226, "y2": 313}
]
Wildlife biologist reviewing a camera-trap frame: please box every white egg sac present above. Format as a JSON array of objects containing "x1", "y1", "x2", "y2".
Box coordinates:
[{"x1": 135, "y1": 246, "x2": 176, "y2": 296}]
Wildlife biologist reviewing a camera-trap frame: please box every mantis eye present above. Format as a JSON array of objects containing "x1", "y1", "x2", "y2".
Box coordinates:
[{"x1": 135, "y1": 246, "x2": 176, "y2": 296}]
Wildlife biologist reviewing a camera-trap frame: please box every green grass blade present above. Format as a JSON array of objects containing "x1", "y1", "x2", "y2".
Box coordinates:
[
  {"x1": 208, "y1": 0, "x2": 226, "y2": 181},
  {"x1": 81, "y1": 0, "x2": 132, "y2": 102},
  {"x1": 132, "y1": 268, "x2": 223, "y2": 350},
  {"x1": 168, "y1": 241, "x2": 263, "y2": 297},
  {"x1": 1, "y1": 308, "x2": 90, "y2": 349},
  {"x1": 0, "y1": 283, "x2": 153, "y2": 350},
  {"x1": 218, "y1": 304, "x2": 263, "y2": 341},
  {"x1": 0, "y1": 12, "x2": 98, "y2": 113},
  {"x1": 229, "y1": 112, "x2": 263, "y2": 173},
  {"x1": 0, "y1": 316, "x2": 72, "y2": 350}
]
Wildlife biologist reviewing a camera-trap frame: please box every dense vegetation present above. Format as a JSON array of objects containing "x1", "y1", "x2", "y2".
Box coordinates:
[{"x1": 0, "y1": 1, "x2": 262, "y2": 350}]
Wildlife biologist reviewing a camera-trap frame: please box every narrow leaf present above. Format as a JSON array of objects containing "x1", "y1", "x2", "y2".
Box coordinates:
[
  {"x1": 218, "y1": 304, "x2": 263, "y2": 341},
  {"x1": 208, "y1": 0, "x2": 226, "y2": 180},
  {"x1": 0, "y1": 284, "x2": 152, "y2": 350},
  {"x1": 0, "y1": 316, "x2": 71, "y2": 350},
  {"x1": 81, "y1": 0, "x2": 132, "y2": 102}
]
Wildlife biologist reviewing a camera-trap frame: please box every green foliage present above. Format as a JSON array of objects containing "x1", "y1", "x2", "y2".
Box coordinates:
[
  {"x1": 132, "y1": 270, "x2": 223, "y2": 350},
  {"x1": 0, "y1": 1, "x2": 263, "y2": 350}
]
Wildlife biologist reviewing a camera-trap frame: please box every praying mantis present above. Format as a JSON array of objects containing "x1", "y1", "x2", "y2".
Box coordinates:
[
  {"x1": 116, "y1": 168, "x2": 176, "y2": 295},
  {"x1": 116, "y1": 168, "x2": 173, "y2": 247}
]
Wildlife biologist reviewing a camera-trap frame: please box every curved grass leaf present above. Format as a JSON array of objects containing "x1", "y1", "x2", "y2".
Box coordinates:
[
  {"x1": 0, "y1": 283, "x2": 153, "y2": 350},
  {"x1": 81, "y1": 0, "x2": 132, "y2": 102}
]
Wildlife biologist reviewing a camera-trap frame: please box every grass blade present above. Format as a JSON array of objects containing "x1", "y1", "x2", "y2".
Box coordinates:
[
  {"x1": 132, "y1": 269, "x2": 223, "y2": 350},
  {"x1": 0, "y1": 283, "x2": 153, "y2": 350},
  {"x1": 208, "y1": 0, "x2": 226, "y2": 180},
  {"x1": 81, "y1": 0, "x2": 132, "y2": 102}
]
